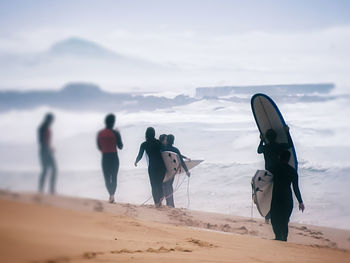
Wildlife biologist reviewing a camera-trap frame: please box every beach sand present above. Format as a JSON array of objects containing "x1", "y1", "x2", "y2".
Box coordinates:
[{"x1": 0, "y1": 190, "x2": 349, "y2": 263}]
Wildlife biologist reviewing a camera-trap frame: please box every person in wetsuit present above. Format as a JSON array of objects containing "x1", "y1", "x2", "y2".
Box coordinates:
[
  {"x1": 257, "y1": 127, "x2": 292, "y2": 172},
  {"x1": 257, "y1": 127, "x2": 292, "y2": 223},
  {"x1": 134, "y1": 127, "x2": 166, "y2": 207},
  {"x1": 270, "y1": 150, "x2": 305, "y2": 241},
  {"x1": 97, "y1": 114, "x2": 123, "y2": 203},
  {"x1": 162, "y1": 134, "x2": 190, "y2": 208},
  {"x1": 38, "y1": 113, "x2": 57, "y2": 194}
]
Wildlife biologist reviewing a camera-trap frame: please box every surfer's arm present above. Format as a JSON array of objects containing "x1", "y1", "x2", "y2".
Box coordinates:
[
  {"x1": 179, "y1": 153, "x2": 190, "y2": 174},
  {"x1": 173, "y1": 147, "x2": 189, "y2": 174},
  {"x1": 292, "y1": 172, "x2": 304, "y2": 206},
  {"x1": 134, "y1": 143, "x2": 145, "y2": 166},
  {"x1": 114, "y1": 130, "x2": 123, "y2": 150},
  {"x1": 181, "y1": 154, "x2": 190, "y2": 160},
  {"x1": 257, "y1": 140, "x2": 265, "y2": 154},
  {"x1": 284, "y1": 126, "x2": 293, "y2": 148}
]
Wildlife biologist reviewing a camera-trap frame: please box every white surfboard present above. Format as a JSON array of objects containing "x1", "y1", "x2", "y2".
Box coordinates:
[
  {"x1": 251, "y1": 170, "x2": 273, "y2": 217},
  {"x1": 162, "y1": 151, "x2": 203, "y2": 182}
]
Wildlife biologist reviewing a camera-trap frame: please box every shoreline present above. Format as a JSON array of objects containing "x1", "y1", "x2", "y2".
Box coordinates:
[{"x1": 0, "y1": 190, "x2": 349, "y2": 262}]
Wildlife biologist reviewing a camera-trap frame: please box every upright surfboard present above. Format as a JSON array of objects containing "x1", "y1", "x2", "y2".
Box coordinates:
[
  {"x1": 251, "y1": 93, "x2": 298, "y2": 170},
  {"x1": 251, "y1": 93, "x2": 298, "y2": 217},
  {"x1": 162, "y1": 151, "x2": 203, "y2": 182}
]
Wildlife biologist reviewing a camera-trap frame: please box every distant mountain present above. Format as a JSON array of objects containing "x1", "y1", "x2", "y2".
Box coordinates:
[
  {"x1": 48, "y1": 37, "x2": 123, "y2": 59},
  {"x1": 0, "y1": 83, "x2": 195, "y2": 112}
]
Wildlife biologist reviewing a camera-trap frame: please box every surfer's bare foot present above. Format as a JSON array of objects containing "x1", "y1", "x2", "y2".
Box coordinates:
[{"x1": 109, "y1": 196, "x2": 115, "y2": 203}]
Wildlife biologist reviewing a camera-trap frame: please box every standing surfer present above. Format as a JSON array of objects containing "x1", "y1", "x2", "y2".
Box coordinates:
[
  {"x1": 162, "y1": 134, "x2": 190, "y2": 208},
  {"x1": 257, "y1": 127, "x2": 292, "y2": 223},
  {"x1": 135, "y1": 127, "x2": 166, "y2": 207},
  {"x1": 97, "y1": 114, "x2": 123, "y2": 203},
  {"x1": 270, "y1": 150, "x2": 305, "y2": 241},
  {"x1": 38, "y1": 113, "x2": 57, "y2": 194}
]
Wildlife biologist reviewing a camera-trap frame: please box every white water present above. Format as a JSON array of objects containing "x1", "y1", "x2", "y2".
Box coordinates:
[{"x1": 0, "y1": 95, "x2": 350, "y2": 229}]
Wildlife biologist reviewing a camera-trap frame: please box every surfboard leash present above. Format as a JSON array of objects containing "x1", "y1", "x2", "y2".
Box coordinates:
[
  {"x1": 187, "y1": 176, "x2": 191, "y2": 209},
  {"x1": 141, "y1": 174, "x2": 189, "y2": 206}
]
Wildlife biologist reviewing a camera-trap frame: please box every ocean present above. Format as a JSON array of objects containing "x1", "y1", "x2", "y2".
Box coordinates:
[{"x1": 0, "y1": 93, "x2": 349, "y2": 229}]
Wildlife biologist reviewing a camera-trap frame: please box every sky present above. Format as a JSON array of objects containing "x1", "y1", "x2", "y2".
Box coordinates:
[{"x1": 0, "y1": 0, "x2": 350, "y2": 92}]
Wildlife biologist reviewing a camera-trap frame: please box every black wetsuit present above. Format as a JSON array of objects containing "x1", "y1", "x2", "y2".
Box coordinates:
[
  {"x1": 97, "y1": 128, "x2": 123, "y2": 196},
  {"x1": 38, "y1": 124, "x2": 56, "y2": 194},
  {"x1": 135, "y1": 139, "x2": 166, "y2": 205},
  {"x1": 258, "y1": 136, "x2": 292, "y2": 220},
  {"x1": 162, "y1": 145, "x2": 189, "y2": 208},
  {"x1": 258, "y1": 140, "x2": 291, "y2": 172},
  {"x1": 270, "y1": 162, "x2": 303, "y2": 241}
]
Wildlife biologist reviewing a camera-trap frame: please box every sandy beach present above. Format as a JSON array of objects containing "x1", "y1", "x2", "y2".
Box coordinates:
[{"x1": 0, "y1": 190, "x2": 349, "y2": 263}]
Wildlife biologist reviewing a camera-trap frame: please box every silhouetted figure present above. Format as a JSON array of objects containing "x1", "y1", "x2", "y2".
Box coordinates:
[
  {"x1": 162, "y1": 134, "x2": 190, "y2": 208},
  {"x1": 38, "y1": 113, "x2": 57, "y2": 194},
  {"x1": 135, "y1": 127, "x2": 166, "y2": 207},
  {"x1": 270, "y1": 150, "x2": 305, "y2": 241},
  {"x1": 257, "y1": 127, "x2": 292, "y2": 223},
  {"x1": 257, "y1": 127, "x2": 292, "y2": 172},
  {"x1": 97, "y1": 114, "x2": 123, "y2": 203}
]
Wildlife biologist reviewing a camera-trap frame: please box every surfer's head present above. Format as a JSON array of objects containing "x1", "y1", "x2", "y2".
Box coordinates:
[
  {"x1": 265, "y1": 129, "x2": 277, "y2": 143},
  {"x1": 280, "y1": 150, "x2": 291, "y2": 163},
  {"x1": 145, "y1": 127, "x2": 155, "y2": 141},
  {"x1": 159, "y1": 134, "x2": 167, "y2": 145},
  {"x1": 43, "y1": 113, "x2": 54, "y2": 126},
  {"x1": 167, "y1": 134, "x2": 175, "y2": 146},
  {"x1": 105, "y1": 114, "x2": 115, "y2": 129}
]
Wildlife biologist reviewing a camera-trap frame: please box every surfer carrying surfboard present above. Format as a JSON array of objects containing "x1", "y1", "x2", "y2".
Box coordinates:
[
  {"x1": 134, "y1": 127, "x2": 166, "y2": 207},
  {"x1": 257, "y1": 127, "x2": 292, "y2": 223},
  {"x1": 161, "y1": 134, "x2": 190, "y2": 207},
  {"x1": 270, "y1": 150, "x2": 305, "y2": 241}
]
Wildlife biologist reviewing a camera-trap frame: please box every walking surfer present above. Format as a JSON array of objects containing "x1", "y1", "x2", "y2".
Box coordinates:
[
  {"x1": 162, "y1": 134, "x2": 190, "y2": 208},
  {"x1": 135, "y1": 127, "x2": 166, "y2": 207},
  {"x1": 97, "y1": 114, "x2": 123, "y2": 203},
  {"x1": 270, "y1": 150, "x2": 305, "y2": 241},
  {"x1": 38, "y1": 113, "x2": 57, "y2": 194}
]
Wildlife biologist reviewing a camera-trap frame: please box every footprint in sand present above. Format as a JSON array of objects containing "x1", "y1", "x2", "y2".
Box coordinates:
[
  {"x1": 32, "y1": 195, "x2": 43, "y2": 203},
  {"x1": 93, "y1": 201, "x2": 104, "y2": 212},
  {"x1": 111, "y1": 246, "x2": 192, "y2": 254},
  {"x1": 82, "y1": 252, "x2": 104, "y2": 259},
  {"x1": 187, "y1": 238, "x2": 217, "y2": 248},
  {"x1": 219, "y1": 223, "x2": 232, "y2": 232},
  {"x1": 205, "y1": 223, "x2": 218, "y2": 229},
  {"x1": 235, "y1": 226, "x2": 249, "y2": 234}
]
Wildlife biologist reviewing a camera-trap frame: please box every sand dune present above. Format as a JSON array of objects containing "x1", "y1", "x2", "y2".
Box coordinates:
[{"x1": 0, "y1": 191, "x2": 349, "y2": 263}]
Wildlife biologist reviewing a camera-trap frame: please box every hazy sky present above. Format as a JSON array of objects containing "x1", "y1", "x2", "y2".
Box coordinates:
[
  {"x1": 1, "y1": 0, "x2": 350, "y2": 33},
  {"x1": 1, "y1": 0, "x2": 350, "y2": 92}
]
